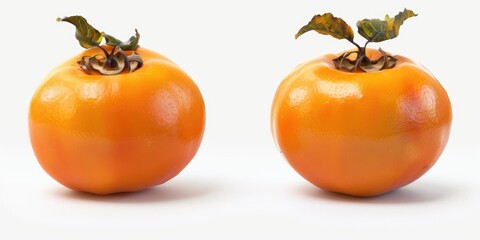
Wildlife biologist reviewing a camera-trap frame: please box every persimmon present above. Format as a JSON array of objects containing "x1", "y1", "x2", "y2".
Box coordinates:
[
  {"x1": 271, "y1": 9, "x2": 452, "y2": 196},
  {"x1": 29, "y1": 16, "x2": 205, "y2": 195}
]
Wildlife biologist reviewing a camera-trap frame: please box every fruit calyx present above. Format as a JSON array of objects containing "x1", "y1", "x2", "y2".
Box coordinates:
[
  {"x1": 78, "y1": 45, "x2": 143, "y2": 75},
  {"x1": 57, "y1": 16, "x2": 143, "y2": 75},
  {"x1": 295, "y1": 9, "x2": 417, "y2": 73},
  {"x1": 333, "y1": 48, "x2": 397, "y2": 72}
]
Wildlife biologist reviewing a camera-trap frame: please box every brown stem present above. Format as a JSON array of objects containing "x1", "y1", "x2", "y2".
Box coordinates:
[
  {"x1": 346, "y1": 39, "x2": 371, "y2": 66},
  {"x1": 347, "y1": 39, "x2": 363, "y2": 55},
  {"x1": 103, "y1": 46, "x2": 119, "y2": 70}
]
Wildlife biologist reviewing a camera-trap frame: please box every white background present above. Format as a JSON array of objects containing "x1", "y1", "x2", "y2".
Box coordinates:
[{"x1": 1, "y1": 0, "x2": 479, "y2": 239}]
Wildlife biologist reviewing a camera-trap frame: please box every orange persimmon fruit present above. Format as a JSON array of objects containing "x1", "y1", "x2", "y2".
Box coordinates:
[
  {"x1": 29, "y1": 16, "x2": 205, "y2": 195},
  {"x1": 271, "y1": 10, "x2": 452, "y2": 196}
]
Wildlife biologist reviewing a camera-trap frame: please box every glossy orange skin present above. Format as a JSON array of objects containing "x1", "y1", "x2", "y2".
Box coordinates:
[
  {"x1": 271, "y1": 49, "x2": 452, "y2": 197},
  {"x1": 29, "y1": 46, "x2": 205, "y2": 195}
]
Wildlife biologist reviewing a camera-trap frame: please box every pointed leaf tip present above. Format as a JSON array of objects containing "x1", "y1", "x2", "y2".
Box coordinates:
[
  {"x1": 57, "y1": 15, "x2": 104, "y2": 49},
  {"x1": 295, "y1": 13, "x2": 354, "y2": 41}
]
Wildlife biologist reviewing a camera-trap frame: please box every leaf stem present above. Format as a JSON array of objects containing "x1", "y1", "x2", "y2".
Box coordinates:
[
  {"x1": 347, "y1": 39, "x2": 363, "y2": 54},
  {"x1": 346, "y1": 39, "x2": 368, "y2": 63},
  {"x1": 363, "y1": 41, "x2": 370, "y2": 52}
]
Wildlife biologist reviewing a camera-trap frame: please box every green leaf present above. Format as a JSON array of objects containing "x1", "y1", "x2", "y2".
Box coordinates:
[
  {"x1": 104, "y1": 34, "x2": 122, "y2": 46},
  {"x1": 57, "y1": 16, "x2": 104, "y2": 48},
  {"x1": 295, "y1": 13, "x2": 354, "y2": 41},
  {"x1": 356, "y1": 9, "x2": 417, "y2": 42},
  {"x1": 105, "y1": 29, "x2": 140, "y2": 51}
]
